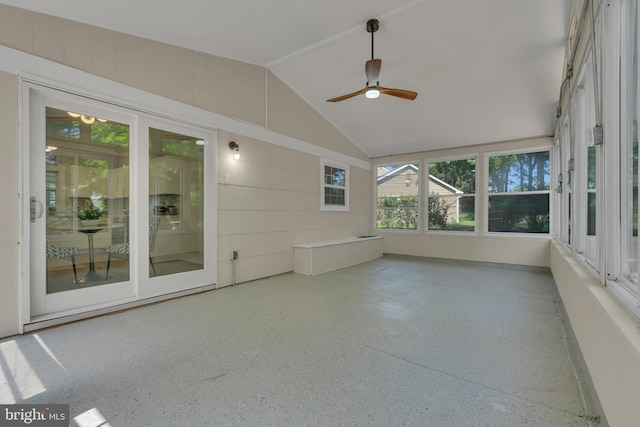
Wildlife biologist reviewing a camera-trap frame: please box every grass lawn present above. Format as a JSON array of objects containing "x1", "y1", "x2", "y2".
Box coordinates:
[{"x1": 431, "y1": 212, "x2": 475, "y2": 231}]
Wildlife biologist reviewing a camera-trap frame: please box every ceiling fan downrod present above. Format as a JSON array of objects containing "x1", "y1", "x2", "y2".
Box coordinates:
[{"x1": 367, "y1": 19, "x2": 379, "y2": 60}]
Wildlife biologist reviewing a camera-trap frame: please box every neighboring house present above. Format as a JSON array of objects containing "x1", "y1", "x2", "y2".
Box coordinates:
[{"x1": 376, "y1": 164, "x2": 464, "y2": 223}]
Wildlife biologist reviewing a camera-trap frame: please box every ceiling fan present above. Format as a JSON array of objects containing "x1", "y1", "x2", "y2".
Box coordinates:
[{"x1": 326, "y1": 19, "x2": 418, "y2": 102}]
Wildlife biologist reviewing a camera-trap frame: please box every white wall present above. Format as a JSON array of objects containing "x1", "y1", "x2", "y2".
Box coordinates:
[
  {"x1": 216, "y1": 130, "x2": 371, "y2": 286},
  {"x1": 550, "y1": 240, "x2": 640, "y2": 427},
  {"x1": 0, "y1": 4, "x2": 371, "y2": 337},
  {"x1": 0, "y1": 70, "x2": 20, "y2": 338}
]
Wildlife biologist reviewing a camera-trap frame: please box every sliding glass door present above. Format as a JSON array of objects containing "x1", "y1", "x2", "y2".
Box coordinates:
[{"x1": 27, "y1": 86, "x2": 215, "y2": 319}]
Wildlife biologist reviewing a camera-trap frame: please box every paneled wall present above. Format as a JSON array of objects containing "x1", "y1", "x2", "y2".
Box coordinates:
[
  {"x1": 0, "y1": 5, "x2": 266, "y2": 129},
  {"x1": 0, "y1": 4, "x2": 371, "y2": 336},
  {"x1": 0, "y1": 70, "x2": 20, "y2": 338},
  {"x1": 217, "y1": 131, "x2": 371, "y2": 285}
]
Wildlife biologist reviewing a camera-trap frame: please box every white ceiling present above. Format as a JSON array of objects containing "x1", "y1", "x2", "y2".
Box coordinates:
[{"x1": 1, "y1": 0, "x2": 570, "y2": 157}]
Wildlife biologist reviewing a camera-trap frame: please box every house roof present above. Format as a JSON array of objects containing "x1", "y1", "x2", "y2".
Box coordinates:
[{"x1": 377, "y1": 164, "x2": 463, "y2": 194}]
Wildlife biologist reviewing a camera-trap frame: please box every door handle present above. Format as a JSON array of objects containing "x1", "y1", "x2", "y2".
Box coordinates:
[{"x1": 30, "y1": 197, "x2": 44, "y2": 222}]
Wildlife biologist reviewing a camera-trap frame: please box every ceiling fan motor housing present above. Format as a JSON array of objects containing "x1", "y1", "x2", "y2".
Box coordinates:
[{"x1": 367, "y1": 19, "x2": 379, "y2": 33}]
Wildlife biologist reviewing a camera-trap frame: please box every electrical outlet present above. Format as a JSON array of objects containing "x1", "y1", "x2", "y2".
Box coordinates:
[{"x1": 232, "y1": 250, "x2": 238, "y2": 259}]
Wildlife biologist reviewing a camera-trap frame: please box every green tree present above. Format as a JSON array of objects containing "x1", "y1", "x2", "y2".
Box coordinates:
[
  {"x1": 428, "y1": 159, "x2": 475, "y2": 193},
  {"x1": 376, "y1": 196, "x2": 418, "y2": 229},
  {"x1": 91, "y1": 121, "x2": 130, "y2": 147},
  {"x1": 427, "y1": 196, "x2": 450, "y2": 229},
  {"x1": 489, "y1": 152, "x2": 549, "y2": 193},
  {"x1": 488, "y1": 155, "x2": 517, "y2": 192}
]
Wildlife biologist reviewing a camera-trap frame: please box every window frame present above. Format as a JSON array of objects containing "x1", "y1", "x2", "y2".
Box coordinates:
[
  {"x1": 616, "y1": 0, "x2": 640, "y2": 296},
  {"x1": 425, "y1": 154, "x2": 478, "y2": 234},
  {"x1": 569, "y1": 53, "x2": 602, "y2": 273},
  {"x1": 484, "y1": 146, "x2": 553, "y2": 236},
  {"x1": 374, "y1": 160, "x2": 421, "y2": 232},
  {"x1": 320, "y1": 158, "x2": 349, "y2": 212},
  {"x1": 558, "y1": 116, "x2": 573, "y2": 250},
  {"x1": 603, "y1": 0, "x2": 640, "y2": 318}
]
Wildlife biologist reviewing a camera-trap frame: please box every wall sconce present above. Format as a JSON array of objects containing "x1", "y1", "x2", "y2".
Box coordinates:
[{"x1": 229, "y1": 141, "x2": 240, "y2": 160}]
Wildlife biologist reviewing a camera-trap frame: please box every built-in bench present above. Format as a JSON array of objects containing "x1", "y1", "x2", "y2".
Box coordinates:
[{"x1": 293, "y1": 236, "x2": 384, "y2": 276}]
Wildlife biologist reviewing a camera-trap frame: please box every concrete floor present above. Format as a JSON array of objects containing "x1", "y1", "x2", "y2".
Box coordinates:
[{"x1": 0, "y1": 255, "x2": 602, "y2": 426}]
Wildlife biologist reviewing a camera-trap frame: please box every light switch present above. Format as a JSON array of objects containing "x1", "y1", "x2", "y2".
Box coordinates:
[{"x1": 224, "y1": 173, "x2": 231, "y2": 184}]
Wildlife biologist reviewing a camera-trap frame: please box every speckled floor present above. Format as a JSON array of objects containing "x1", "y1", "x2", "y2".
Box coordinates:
[{"x1": 0, "y1": 255, "x2": 602, "y2": 426}]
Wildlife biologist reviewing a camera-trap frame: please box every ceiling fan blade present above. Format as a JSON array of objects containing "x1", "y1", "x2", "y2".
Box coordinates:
[
  {"x1": 379, "y1": 86, "x2": 418, "y2": 100},
  {"x1": 326, "y1": 87, "x2": 367, "y2": 102},
  {"x1": 365, "y1": 59, "x2": 381, "y2": 83}
]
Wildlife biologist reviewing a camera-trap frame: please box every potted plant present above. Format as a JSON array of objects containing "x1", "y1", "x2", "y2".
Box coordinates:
[{"x1": 77, "y1": 199, "x2": 106, "y2": 227}]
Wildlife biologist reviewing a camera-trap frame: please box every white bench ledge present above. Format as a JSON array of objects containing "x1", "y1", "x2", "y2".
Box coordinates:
[
  {"x1": 293, "y1": 235, "x2": 383, "y2": 249},
  {"x1": 293, "y1": 236, "x2": 384, "y2": 275}
]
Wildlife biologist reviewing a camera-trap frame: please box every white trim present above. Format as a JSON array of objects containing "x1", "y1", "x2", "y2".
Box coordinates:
[
  {"x1": 606, "y1": 279, "x2": 640, "y2": 320},
  {"x1": 425, "y1": 155, "x2": 477, "y2": 234},
  {"x1": 605, "y1": 0, "x2": 640, "y2": 304},
  {"x1": 428, "y1": 175, "x2": 464, "y2": 195},
  {"x1": 484, "y1": 144, "x2": 554, "y2": 158},
  {"x1": 424, "y1": 152, "x2": 481, "y2": 163},
  {"x1": 24, "y1": 284, "x2": 218, "y2": 332},
  {"x1": 488, "y1": 190, "x2": 551, "y2": 196},
  {"x1": 484, "y1": 148, "x2": 553, "y2": 235},
  {"x1": 0, "y1": 44, "x2": 370, "y2": 171},
  {"x1": 19, "y1": 80, "x2": 219, "y2": 328},
  {"x1": 373, "y1": 160, "x2": 422, "y2": 232},
  {"x1": 293, "y1": 235, "x2": 383, "y2": 249},
  {"x1": 605, "y1": 0, "x2": 624, "y2": 288},
  {"x1": 320, "y1": 158, "x2": 349, "y2": 211},
  {"x1": 18, "y1": 78, "x2": 29, "y2": 335}
]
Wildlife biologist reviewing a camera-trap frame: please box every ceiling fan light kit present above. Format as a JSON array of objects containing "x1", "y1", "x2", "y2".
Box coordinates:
[
  {"x1": 326, "y1": 19, "x2": 417, "y2": 103},
  {"x1": 365, "y1": 86, "x2": 380, "y2": 99}
]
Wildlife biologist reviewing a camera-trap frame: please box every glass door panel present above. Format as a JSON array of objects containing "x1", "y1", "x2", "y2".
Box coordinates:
[
  {"x1": 45, "y1": 107, "x2": 131, "y2": 291},
  {"x1": 30, "y1": 91, "x2": 135, "y2": 318},
  {"x1": 148, "y1": 127, "x2": 204, "y2": 277}
]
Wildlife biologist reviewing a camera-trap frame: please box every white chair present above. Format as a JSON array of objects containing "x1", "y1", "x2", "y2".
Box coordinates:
[
  {"x1": 46, "y1": 240, "x2": 79, "y2": 283},
  {"x1": 105, "y1": 216, "x2": 160, "y2": 278}
]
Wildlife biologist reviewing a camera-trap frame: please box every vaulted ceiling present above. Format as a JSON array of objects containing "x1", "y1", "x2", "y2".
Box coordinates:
[{"x1": 0, "y1": 0, "x2": 570, "y2": 157}]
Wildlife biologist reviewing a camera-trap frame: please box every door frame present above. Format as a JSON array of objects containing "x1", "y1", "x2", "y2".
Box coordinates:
[
  {"x1": 29, "y1": 89, "x2": 140, "y2": 317},
  {"x1": 20, "y1": 80, "x2": 218, "y2": 330}
]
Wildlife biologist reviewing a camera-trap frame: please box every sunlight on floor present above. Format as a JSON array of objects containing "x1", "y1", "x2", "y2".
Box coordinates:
[
  {"x1": 73, "y1": 407, "x2": 111, "y2": 427},
  {"x1": 0, "y1": 340, "x2": 47, "y2": 403},
  {"x1": 33, "y1": 334, "x2": 67, "y2": 373}
]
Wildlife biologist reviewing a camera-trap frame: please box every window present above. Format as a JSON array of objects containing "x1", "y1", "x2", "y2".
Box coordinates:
[
  {"x1": 618, "y1": 0, "x2": 639, "y2": 294},
  {"x1": 487, "y1": 151, "x2": 551, "y2": 233},
  {"x1": 558, "y1": 119, "x2": 573, "y2": 247},
  {"x1": 376, "y1": 163, "x2": 419, "y2": 230},
  {"x1": 569, "y1": 55, "x2": 600, "y2": 268},
  {"x1": 45, "y1": 170, "x2": 58, "y2": 208},
  {"x1": 321, "y1": 159, "x2": 349, "y2": 211},
  {"x1": 427, "y1": 158, "x2": 476, "y2": 231},
  {"x1": 553, "y1": 0, "x2": 640, "y2": 318}
]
